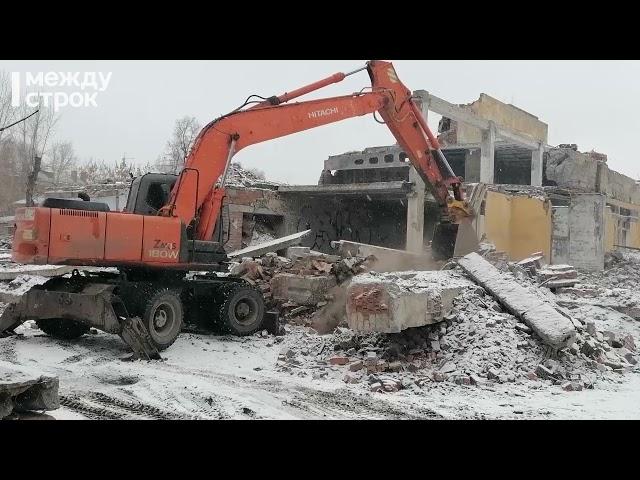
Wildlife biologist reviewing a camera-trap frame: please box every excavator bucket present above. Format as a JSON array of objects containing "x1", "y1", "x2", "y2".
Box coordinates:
[
  {"x1": 431, "y1": 218, "x2": 479, "y2": 261},
  {"x1": 431, "y1": 182, "x2": 486, "y2": 260}
]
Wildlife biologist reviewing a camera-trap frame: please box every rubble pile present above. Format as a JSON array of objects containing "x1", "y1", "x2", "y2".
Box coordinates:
[
  {"x1": 224, "y1": 162, "x2": 282, "y2": 189},
  {"x1": 0, "y1": 235, "x2": 11, "y2": 250},
  {"x1": 549, "y1": 250, "x2": 640, "y2": 321},
  {"x1": 579, "y1": 250, "x2": 640, "y2": 290},
  {"x1": 477, "y1": 242, "x2": 509, "y2": 270},
  {"x1": 229, "y1": 248, "x2": 373, "y2": 317},
  {"x1": 275, "y1": 279, "x2": 637, "y2": 392},
  {"x1": 509, "y1": 252, "x2": 578, "y2": 289},
  {"x1": 271, "y1": 246, "x2": 639, "y2": 394}
]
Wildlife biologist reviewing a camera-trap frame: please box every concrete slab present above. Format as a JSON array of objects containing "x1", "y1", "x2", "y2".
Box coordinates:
[
  {"x1": 345, "y1": 270, "x2": 471, "y2": 333},
  {"x1": 458, "y1": 252, "x2": 576, "y2": 349},
  {"x1": 0, "y1": 265, "x2": 75, "y2": 281},
  {"x1": 0, "y1": 360, "x2": 59, "y2": 418},
  {"x1": 270, "y1": 273, "x2": 337, "y2": 306},
  {"x1": 228, "y1": 230, "x2": 311, "y2": 259},
  {"x1": 331, "y1": 240, "x2": 442, "y2": 272},
  {"x1": 277, "y1": 182, "x2": 418, "y2": 198}
]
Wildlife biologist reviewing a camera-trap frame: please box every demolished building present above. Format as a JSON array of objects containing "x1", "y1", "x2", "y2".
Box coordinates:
[
  {"x1": 213, "y1": 92, "x2": 639, "y2": 273},
  {"x1": 3, "y1": 92, "x2": 638, "y2": 274}
]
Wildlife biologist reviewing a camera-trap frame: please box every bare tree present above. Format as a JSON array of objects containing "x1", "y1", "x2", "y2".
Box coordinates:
[
  {"x1": 0, "y1": 72, "x2": 15, "y2": 144},
  {"x1": 156, "y1": 116, "x2": 201, "y2": 174},
  {"x1": 47, "y1": 141, "x2": 77, "y2": 186},
  {"x1": 15, "y1": 101, "x2": 59, "y2": 205}
]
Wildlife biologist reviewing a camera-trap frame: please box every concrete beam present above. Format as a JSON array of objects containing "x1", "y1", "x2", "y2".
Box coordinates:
[
  {"x1": 406, "y1": 92, "x2": 428, "y2": 253},
  {"x1": 458, "y1": 252, "x2": 576, "y2": 349},
  {"x1": 331, "y1": 240, "x2": 441, "y2": 272},
  {"x1": 227, "y1": 204, "x2": 281, "y2": 216},
  {"x1": 480, "y1": 121, "x2": 496, "y2": 184},
  {"x1": 228, "y1": 230, "x2": 311, "y2": 258},
  {"x1": 277, "y1": 181, "x2": 416, "y2": 197},
  {"x1": 324, "y1": 146, "x2": 406, "y2": 171},
  {"x1": 531, "y1": 142, "x2": 544, "y2": 186},
  {"x1": 406, "y1": 167, "x2": 426, "y2": 253},
  {"x1": 413, "y1": 90, "x2": 543, "y2": 151}
]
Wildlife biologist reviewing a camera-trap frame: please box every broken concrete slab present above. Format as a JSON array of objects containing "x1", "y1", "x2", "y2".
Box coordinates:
[
  {"x1": 538, "y1": 269, "x2": 578, "y2": 281},
  {"x1": 270, "y1": 273, "x2": 337, "y2": 306},
  {"x1": 0, "y1": 360, "x2": 59, "y2": 419},
  {"x1": 556, "y1": 298, "x2": 640, "y2": 320},
  {"x1": 228, "y1": 230, "x2": 311, "y2": 259},
  {"x1": 458, "y1": 252, "x2": 576, "y2": 349},
  {"x1": 330, "y1": 240, "x2": 441, "y2": 271},
  {"x1": 517, "y1": 254, "x2": 544, "y2": 270},
  {"x1": 544, "y1": 279, "x2": 578, "y2": 289},
  {"x1": 0, "y1": 265, "x2": 75, "y2": 281},
  {"x1": 345, "y1": 270, "x2": 471, "y2": 333},
  {"x1": 286, "y1": 246, "x2": 310, "y2": 260}
]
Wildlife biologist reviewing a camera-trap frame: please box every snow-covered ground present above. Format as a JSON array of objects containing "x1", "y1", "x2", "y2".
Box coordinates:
[{"x1": 1, "y1": 320, "x2": 638, "y2": 420}]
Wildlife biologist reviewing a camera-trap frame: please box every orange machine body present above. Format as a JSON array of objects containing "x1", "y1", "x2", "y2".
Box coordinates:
[
  {"x1": 13, "y1": 206, "x2": 184, "y2": 268},
  {"x1": 12, "y1": 60, "x2": 468, "y2": 269}
]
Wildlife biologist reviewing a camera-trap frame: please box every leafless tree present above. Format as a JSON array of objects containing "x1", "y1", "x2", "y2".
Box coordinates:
[
  {"x1": 14, "y1": 101, "x2": 59, "y2": 205},
  {"x1": 156, "y1": 116, "x2": 201, "y2": 174},
  {"x1": 47, "y1": 141, "x2": 77, "y2": 186},
  {"x1": 0, "y1": 72, "x2": 15, "y2": 144}
]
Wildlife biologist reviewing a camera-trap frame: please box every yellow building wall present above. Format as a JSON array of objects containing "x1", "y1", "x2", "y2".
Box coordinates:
[
  {"x1": 483, "y1": 191, "x2": 512, "y2": 254},
  {"x1": 628, "y1": 221, "x2": 640, "y2": 249},
  {"x1": 509, "y1": 196, "x2": 552, "y2": 263},
  {"x1": 482, "y1": 191, "x2": 552, "y2": 263}
]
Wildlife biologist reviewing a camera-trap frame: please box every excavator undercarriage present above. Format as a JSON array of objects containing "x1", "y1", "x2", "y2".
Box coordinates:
[{"x1": 0, "y1": 269, "x2": 276, "y2": 359}]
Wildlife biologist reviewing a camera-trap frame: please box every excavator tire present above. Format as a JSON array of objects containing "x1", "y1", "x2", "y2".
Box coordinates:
[
  {"x1": 36, "y1": 319, "x2": 90, "y2": 340},
  {"x1": 142, "y1": 289, "x2": 184, "y2": 351},
  {"x1": 217, "y1": 283, "x2": 265, "y2": 336}
]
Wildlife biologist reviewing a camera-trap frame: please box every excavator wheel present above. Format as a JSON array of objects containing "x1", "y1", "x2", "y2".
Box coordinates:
[
  {"x1": 217, "y1": 283, "x2": 265, "y2": 336},
  {"x1": 142, "y1": 289, "x2": 184, "y2": 351},
  {"x1": 36, "y1": 319, "x2": 90, "y2": 340}
]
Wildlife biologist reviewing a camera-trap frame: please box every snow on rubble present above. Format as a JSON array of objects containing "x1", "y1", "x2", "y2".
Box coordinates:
[
  {"x1": 1, "y1": 230, "x2": 640, "y2": 418},
  {"x1": 224, "y1": 162, "x2": 283, "y2": 189}
]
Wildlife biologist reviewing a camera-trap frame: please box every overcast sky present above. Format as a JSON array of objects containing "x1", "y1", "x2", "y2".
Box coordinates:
[{"x1": 2, "y1": 60, "x2": 639, "y2": 184}]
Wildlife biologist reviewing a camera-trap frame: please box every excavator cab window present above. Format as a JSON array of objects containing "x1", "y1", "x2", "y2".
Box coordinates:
[
  {"x1": 124, "y1": 173, "x2": 178, "y2": 215},
  {"x1": 146, "y1": 183, "x2": 167, "y2": 212}
]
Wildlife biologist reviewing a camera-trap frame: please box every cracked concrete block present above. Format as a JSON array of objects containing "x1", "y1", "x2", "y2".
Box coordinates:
[
  {"x1": 270, "y1": 273, "x2": 337, "y2": 306},
  {"x1": 345, "y1": 270, "x2": 471, "y2": 333}
]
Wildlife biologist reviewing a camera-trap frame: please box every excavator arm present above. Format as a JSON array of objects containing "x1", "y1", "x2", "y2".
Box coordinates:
[{"x1": 165, "y1": 60, "x2": 474, "y2": 256}]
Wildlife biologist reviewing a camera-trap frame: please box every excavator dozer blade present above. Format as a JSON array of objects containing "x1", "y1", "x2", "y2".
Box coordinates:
[
  {"x1": 431, "y1": 219, "x2": 479, "y2": 261},
  {"x1": 0, "y1": 282, "x2": 161, "y2": 361}
]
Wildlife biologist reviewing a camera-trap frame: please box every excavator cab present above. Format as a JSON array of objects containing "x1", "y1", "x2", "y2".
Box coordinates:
[{"x1": 125, "y1": 173, "x2": 177, "y2": 215}]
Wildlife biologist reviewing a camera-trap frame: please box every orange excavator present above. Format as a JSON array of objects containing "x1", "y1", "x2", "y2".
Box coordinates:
[{"x1": 0, "y1": 60, "x2": 476, "y2": 358}]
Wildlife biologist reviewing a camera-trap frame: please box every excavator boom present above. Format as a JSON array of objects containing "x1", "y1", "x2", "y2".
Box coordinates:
[{"x1": 166, "y1": 61, "x2": 474, "y2": 255}]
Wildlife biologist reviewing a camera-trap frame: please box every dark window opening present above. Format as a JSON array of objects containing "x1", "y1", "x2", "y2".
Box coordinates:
[{"x1": 146, "y1": 183, "x2": 171, "y2": 212}]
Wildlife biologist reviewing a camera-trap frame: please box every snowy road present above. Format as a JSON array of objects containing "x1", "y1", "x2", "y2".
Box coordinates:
[{"x1": 1, "y1": 322, "x2": 638, "y2": 420}]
